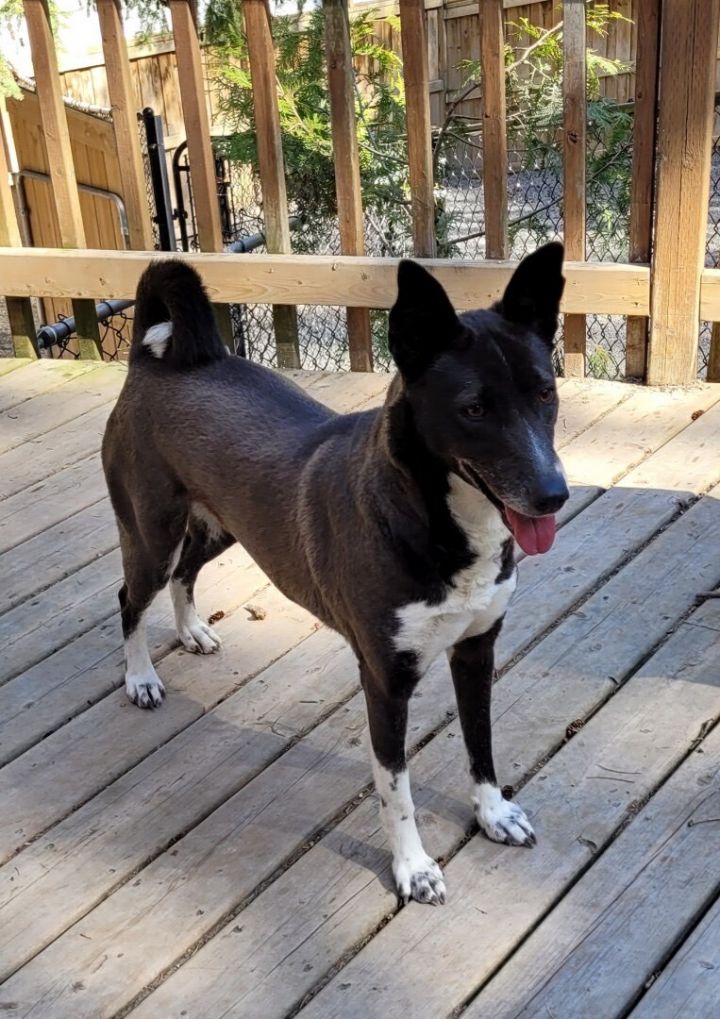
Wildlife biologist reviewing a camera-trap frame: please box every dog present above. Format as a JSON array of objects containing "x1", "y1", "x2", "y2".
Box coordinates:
[{"x1": 102, "y1": 242, "x2": 568, "y2": 905}]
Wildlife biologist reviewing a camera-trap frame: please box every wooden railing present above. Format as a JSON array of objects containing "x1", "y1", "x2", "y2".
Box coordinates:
[{"x1": 1, "y1": 0, "x2": 720, "y2": 385}]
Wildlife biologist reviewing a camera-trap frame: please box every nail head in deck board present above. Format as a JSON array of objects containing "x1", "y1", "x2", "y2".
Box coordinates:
[
  {"x1": 562, "y1": 0, "x2": 587, "y2": 377},
  {"x1": 96, "y1": 0, "x2": 155, "y2": 251},
  {"x1": 479, "y1": 0, "x2": 508, "y2": 259},
  {"x1": 323, "y1": 0, "x2": 373, "y2": 371},
  {"x1": 22, "y1": 0, "x2": 102, "y2": 357},
  {"x1": 127, "y1": 501, "x2": 720, "y2": 1019},
  {"x1": 629, "y1": 890, "x2": 720, "y2": 1018},
  {"x1": 299, "y1": 593, "x2": 720, "y2": 1019},
  {"x1": 399, "y1": 0, "x2": 436, "y2": 257},
  {"x1": 0, "y1": 248, "x2": 652, "y2": 315},
  {"x1": 242, "y1": 0, "x2": 300, "y2": 367},
  {"x1": 625, "y1": 0, "x2": 661, "y2": 380},
  {"x1": 648, "y1": 0, "x2": 720, "y2": 385}
]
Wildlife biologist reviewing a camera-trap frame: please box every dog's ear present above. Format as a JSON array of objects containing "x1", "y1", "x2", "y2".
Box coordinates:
[
  {"x1": 389, "y1": 260, "x2": 465, "y2": 380},
  {"x1": 494, "y1": 242, "x2": 565, "y2": 346}
]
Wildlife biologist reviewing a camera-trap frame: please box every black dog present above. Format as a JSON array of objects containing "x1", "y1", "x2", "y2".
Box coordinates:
[{"x1": 102, "y1": 243, "x2": 568, "y2": 905}]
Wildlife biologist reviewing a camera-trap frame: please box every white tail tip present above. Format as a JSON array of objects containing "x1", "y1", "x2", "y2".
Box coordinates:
[{"x1": 142, "y1": 321, "x2": 173, "y2": 358}]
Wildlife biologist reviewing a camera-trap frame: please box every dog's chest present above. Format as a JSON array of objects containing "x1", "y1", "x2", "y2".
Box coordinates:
[{"x1": 394, "y1": 476, "x2": 516, "y2": 674}]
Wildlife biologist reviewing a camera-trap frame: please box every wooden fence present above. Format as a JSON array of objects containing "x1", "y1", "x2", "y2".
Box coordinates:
[{"x1": 2, "y1": 0, "x2": 720, "y2": 385}]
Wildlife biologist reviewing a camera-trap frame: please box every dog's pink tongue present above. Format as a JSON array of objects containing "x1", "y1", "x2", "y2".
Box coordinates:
[{"x1": 504, "y1": 507, "x2": 557, "y2": 556}]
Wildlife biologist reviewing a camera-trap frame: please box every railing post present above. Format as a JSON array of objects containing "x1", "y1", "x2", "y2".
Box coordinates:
[
  {"x1": 399, "y1": 0, "x2": 436, "y2": 258},
  {"x1": 97, "y1": 0, "x2": 154, "y2": 252},
  {"x1": 23, "y1": 0, "x2": 102, "y2": 359},
  {"x1": 625, "y1": 0, "x2": 661, "y2": 381},
  {"x1": 323, "y1": 0, "x2": 373, "y2": 372},
  {"x1": 0, "y1": 101, "x2": 38, "y2": 359},
  {"x1": 169, "y1": 0, "x2": 234, "y2": 349},
  {"x1": 562, "y1": 0, "x2": 586, "y2": 378},
  {"x1": 242, "y1": 0, "x2": 301, "y2": 369},
  {"x1": 648, "y1": 0, "x2": 720, "y2": 386},
  {"x1": 479, "y1": 0, "x2": 508, "y2": 260}
]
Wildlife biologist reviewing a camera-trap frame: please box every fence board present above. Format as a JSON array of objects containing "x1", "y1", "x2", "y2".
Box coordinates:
[
  {"x1": 479, "y1": 0, "x2": 508, "y2": 258},
  {"x1": 0, "y1": 248, "x2": 651, "y2": 315},
  {"x1": 625, "y1": 0, "x2": 660, "y2": 380},
  {"x1": 0, "y1": 102, "x2": 37, "y2": 359},
  {"x1": 400, "y1": 0, "x2": 436, "y2": 256},
  {"x1": 324, "y1": 0, "x2": 373, "y2": 371},
  {"x1": 97, "y1": 0, "x2": 154, "y2": 251},
  {"x1": 243, "y1": 0, "x2": 301, "y2": 368},
  {"x1": 648, "y1": 0, "x2": 720, "y2": 385},
  {"x1": 562, "y1": 0, "x2": 586, "y2": 377},
  {"x1": 23, "y1": 0, "x2": 102, "y2": 358}
]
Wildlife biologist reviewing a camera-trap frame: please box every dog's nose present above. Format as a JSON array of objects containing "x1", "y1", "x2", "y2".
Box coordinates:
[{"x1": 533, "y1": 478, "x2": 569, "y2": 516}]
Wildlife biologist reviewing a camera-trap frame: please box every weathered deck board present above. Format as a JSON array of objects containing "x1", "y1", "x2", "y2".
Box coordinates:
[
  {"x1": 129, "y1": 492, "x2": 720, "y2": 1019},
  {"x1": 0, "y1": 357, "x2": 32, "y2": 376},
  {"x1": 629, "y1": 894, "x2": 720, "y2": 1018},
  {"x1": 299, "y1": 601, "x2": 720, "y2": 1019},
  {"x1": 0, "y1": 359, "x2": 99, "y2": 414},
  {"x1": 0, "y1": 363, "x2": 125, "y2": 455},
  {"x1": 1, "y1": 363, "x2": 720, "y2": 1019},
  {"x1": 469, "y1": 608, "x2": 720, "y2": 1018}
]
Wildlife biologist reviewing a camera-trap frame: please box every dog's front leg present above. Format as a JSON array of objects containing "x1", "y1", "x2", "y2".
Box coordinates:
[
  {"x1": 361, "y1": 663, "x2": 446, "y2": 905},
  {"x1": 450, "y1": 622, "x2": 536, "y2": 847}
]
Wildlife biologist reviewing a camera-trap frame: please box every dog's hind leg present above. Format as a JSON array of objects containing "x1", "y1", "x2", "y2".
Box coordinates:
[
  {"x1": 115, "y1": 499, "x2": 189, "y2": 709},
  {"x1": 170, "y1": 503, "x2": 235, "y2": 654},
  {"x1": 361, "y1": 658, "x2": 446, "y2": 906}
]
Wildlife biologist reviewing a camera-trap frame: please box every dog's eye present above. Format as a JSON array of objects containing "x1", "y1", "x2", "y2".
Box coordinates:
[
  {"x1": 464, "y1": 402, "x2": 484, "y2": 419},
  {"x1": 538, "y1": 387, "x2": 555, "y2": 404}
]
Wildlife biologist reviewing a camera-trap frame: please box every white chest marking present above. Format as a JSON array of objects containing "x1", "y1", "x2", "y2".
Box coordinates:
[{"x1": 394, "y1": 474, "x2": 517, "y2": 674}]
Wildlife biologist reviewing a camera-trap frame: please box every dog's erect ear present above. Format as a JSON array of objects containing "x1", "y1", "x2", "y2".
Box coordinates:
[
  {"x1": 389, "y1": 260, "x2": 465, "y2": 380},
  {"x1": 494, "y1": 242, "x2": 565, "y2": 346}
]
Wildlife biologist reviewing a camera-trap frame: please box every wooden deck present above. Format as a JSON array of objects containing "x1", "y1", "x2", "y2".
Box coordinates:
[{"x1": 1, "y1": 358, "x2": 720, "y2": 1018}]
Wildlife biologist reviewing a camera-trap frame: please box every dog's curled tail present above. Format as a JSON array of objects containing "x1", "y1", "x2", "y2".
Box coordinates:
[{"x1": 131, "y1": 258, "x2": 227, "y2": 369}]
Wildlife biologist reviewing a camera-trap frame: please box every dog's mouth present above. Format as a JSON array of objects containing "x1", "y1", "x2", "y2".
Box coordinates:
[{"x1": 456, "y1": 461, "x2": 557, "y2": 556}]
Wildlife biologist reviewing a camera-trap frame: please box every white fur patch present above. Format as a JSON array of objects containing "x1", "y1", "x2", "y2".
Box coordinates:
[
  {"x1": 142, "y1": 321, "x2": 173, "y2": 358},
  {"x1": 372, "y1": 755, "x2": 445, "y2": 905},
  {"x1": 171, "y1": 577, "x2": 222, "y2": 654},
  {"x1": 191, "y1": 501, "x2": 226, "y2": 541},
  {"x1": 394, "y1": 474, "x2": 517, "y2": 674},
  {"x1": 124, "y1": 613, "x2": 165, "y2": 708},
  {"x1": 473, "y1": 781, "x2": 535, "y2": 846}
]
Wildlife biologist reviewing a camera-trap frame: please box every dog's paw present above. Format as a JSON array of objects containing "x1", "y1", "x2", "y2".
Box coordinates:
[
  {"x1": 126, "y1": 670, "x2": 165, "y2": 709},
  {"x1": 474, "y1": 783, "x2": 536, "y2": 847},
  {"x1": 394, "y1": 853, "x2": 446, "y2": 906},
  {"x1": 178, "y1": 618, "x2": 222, "y2": 655}
]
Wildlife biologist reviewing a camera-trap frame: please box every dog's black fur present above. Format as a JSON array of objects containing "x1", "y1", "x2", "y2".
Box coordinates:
[{"x1": 102, "y1": 243, "x2": 568, "y2": 904}]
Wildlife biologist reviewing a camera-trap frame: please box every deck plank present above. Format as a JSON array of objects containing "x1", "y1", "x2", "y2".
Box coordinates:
[
  {"x1": 0, "y1": 358, "x2": 32, "y2": 376},
  {"x1": 0, "y1": 499, "x2": 117, "y2": 614},
  {"x1": 126, "y1": 492, "x2": 720, "y2": 1019},
  {"x1": 297, "y1": 601, "x2": 720, "y2": 1019},
  {"x1": 0, "y1": 364, "x2": 125, "y2": 456},
  {"x1": 629, "y1": 894, "x2": 720, "y2": 1019},
  {"x1": 0, "y1": 359, "x2": 99, "y2": 414},
  {"x1": 0, "y1": 549, "x2": 121, "y2": 684},
  {"x1": 4, "y1": 487, "x2": 720, "y2": 1015},
  {"x1": 561, "y1": 384, "x2": 720, "y2": 487},
  {"x1": 468, "y1": 608, "x2": 720, "y2": 1019}
]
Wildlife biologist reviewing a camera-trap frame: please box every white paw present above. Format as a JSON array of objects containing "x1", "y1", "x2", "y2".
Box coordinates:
[
  {"x1": 394, "y1": 853, "x2": 446, "y2": 906},
  {"x1": 474, "y1": 783, "x2": 536, "y2": 847},
  {"x1": 178, "y1": 617, "x2": 222, "y2": 654},
  {"x1": 125, "y1": 669, "x2": 165, "y2": 709}
]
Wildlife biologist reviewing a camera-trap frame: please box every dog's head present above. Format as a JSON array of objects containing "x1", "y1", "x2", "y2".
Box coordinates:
[{"x1": 388, "y1": 242, "x2": 569, "y2": 555}]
